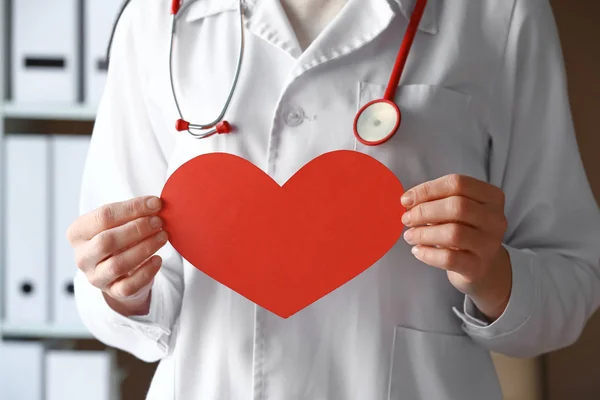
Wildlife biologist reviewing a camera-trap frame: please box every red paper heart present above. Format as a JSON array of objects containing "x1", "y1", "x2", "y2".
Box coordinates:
[{"x1": 160, "y1": 150, "x2": 405, "y2": 318}]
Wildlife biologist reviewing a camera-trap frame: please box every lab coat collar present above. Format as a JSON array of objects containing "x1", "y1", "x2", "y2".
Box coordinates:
[
  {"x1": 182, "y1": 0, "x2": 439, "y2": 36},
  {"x1": 181, "y1": 0, "x2": 439, "y2": 79},
  {"x1": 288, "y1": 0, "x2": 439, "y2": 77},
  {"x1": 394, "y1": 0, "x2": 439, "y2": 35}
]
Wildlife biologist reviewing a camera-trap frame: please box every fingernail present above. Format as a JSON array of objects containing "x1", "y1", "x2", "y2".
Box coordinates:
[
  {"x1": 404, "y1": 229, "x2": 414, "y2": 243},
  {"x1": 157, "y1": 231, "x2": 168, "y2": 242},
  {"x1": 150, "y1": 216, "x2": 163, "y2": 229},
  {"x1": 401, "y1": 192, "x2": 415, "y2": 207},
  {"x1": 401, "y1": 212, "x2": 411, "y2": 226},
  {"x1": 151, "y1": 257, "x2": 162, "y2": 268},
  {"x1": 411, "y1": 246, "x2": 420, "y2": 255},
  {"x1": 146, "y1": 197, "x2": 162, "y2": 211}
]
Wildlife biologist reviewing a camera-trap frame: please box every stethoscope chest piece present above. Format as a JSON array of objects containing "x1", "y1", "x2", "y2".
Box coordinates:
[{"x1": 354, "y1": 99, "x2": 401, "y2": 146}]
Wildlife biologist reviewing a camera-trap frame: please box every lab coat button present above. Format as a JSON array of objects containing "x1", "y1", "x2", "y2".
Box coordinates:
[{"x1": 283, "y1": 106, "x2": 305, "y2": 127}]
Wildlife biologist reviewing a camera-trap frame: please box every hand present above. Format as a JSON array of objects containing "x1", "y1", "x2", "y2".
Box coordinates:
[
  {"x1": 67, "y1": 196, "x2": 168, "y2": 316},
  {"x1": 401, "y1": 174, "x2": 512, "y2": 321}
]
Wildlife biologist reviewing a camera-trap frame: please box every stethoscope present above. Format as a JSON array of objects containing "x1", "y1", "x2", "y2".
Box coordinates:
[
  {"x1": 170, "y1": 0, "x2": 244, "y2": 138},
  {"x1": 168, "y1": 0, "x2": 427, "y2": 144}
]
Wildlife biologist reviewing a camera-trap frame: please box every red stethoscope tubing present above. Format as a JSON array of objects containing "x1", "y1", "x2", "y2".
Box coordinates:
[{"x1": 384, "y1": 0, "x2": 427, "y2": 101}]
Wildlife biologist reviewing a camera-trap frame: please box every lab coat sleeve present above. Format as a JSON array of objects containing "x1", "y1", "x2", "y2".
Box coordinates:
[
  {"x1": 454, "y1": 0, "x2": 600, "y2": 358},
  {"x1": 73, "y1": 1, "x2": 183, "y2": 363}
]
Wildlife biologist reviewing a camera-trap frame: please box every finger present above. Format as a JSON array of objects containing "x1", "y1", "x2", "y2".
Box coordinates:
[
  {"x1": 78, "y1": 216, "x2": 164, "y2": 270},
  {"x1": 67, "y1": 196, "x2": 162, "y2": 243},
  {"x1": 88, "y1": 231, "x2": 168, "y2": 290},
  {"x1": 410, "y1": 245, "x2": 479, "y2": 276},
  {"x1": 106, "y1": 255, "x2": 162, "y2": 301},
  {"x1": 401, "y1": 174, "x2": 505, "y2": 210},
  {"x1": 402, "y1": 196, "x2": 507, "y2": 234},
  {"x1": 404, "y1": 223, "x2": 490, "y2": 254}
]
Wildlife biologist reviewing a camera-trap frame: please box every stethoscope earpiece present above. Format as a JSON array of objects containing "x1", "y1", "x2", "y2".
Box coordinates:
[
  {"x1": 175, "y1": 119, "x2": 233, "y2": 138},
  {"x1": 175, "y1": 119, "x2": 190, "y2": 132},
  {"x1": 171, "y1": 0, "x2": 181, "y2": 15}
]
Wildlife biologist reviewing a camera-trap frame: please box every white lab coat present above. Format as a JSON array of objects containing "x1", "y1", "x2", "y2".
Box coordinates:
[{"x1": 74, "y1": 0, "x2": 600, "y2": 399}]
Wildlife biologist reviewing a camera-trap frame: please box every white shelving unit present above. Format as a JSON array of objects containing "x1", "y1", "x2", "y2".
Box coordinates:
[
  {"x1": 2, "y1": 102, "x2": 97, "y2": 121},
  {"x1": 0, "y1": 322, "x2": 95, "y2": 339},
  {"x1": 0, "y1": 4, "x2": 124, "y2": 399},
  {"x1": 0, "y1": 0, "x2": 5, "y2": 340},
  {"x1": 0, "y1": 0, "x2": 96, "y2": 341},
  {"x1": 0, "y1": 0, "x2": 6, "y2": 340}
]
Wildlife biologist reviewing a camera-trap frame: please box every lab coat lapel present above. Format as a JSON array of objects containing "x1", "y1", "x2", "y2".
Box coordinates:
[
  {"x1": 288, "y1": 0, "x2": 439, "y2": 80},
  {"x1": 284, "y1": 0, "x2": 440, "y2": 78},
  {"x1": 289, "y1": 0, "x2": 397, "y2": 79},
  {"x1": 244, "y1": 0, "x2": 304, "y2": 59}
]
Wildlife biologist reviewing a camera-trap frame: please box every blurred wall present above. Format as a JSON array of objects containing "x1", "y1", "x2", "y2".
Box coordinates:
[
  {"x1": 544, "y1": 0, "x2": 600, "y2": 398},
  {"x1": 494, "y1": 354, "x2": 543, "y2": 400}
]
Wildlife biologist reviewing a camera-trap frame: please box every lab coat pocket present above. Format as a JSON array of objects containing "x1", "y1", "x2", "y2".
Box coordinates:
[
  {"x1": 356, "y1": 83, "x2": 487, "y2": 189},
  {"x1": 388, "y1": 326, "x2": 501, "y2": 400}
]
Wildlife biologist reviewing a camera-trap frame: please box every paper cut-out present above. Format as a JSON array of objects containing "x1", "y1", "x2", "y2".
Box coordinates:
[{"x1": 160, "y1": 150, "x2": 405, "y2": 318}]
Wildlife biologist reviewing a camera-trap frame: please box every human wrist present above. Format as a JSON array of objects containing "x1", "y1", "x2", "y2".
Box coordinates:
[
  {"x1": 470, "y1": 247, "x2": 512, "y2": 322},
  {"x1": 102, "y1": 287, "x2": 152, "y2": 317}
]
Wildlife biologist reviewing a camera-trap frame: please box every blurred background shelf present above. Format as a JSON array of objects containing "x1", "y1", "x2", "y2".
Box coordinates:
[
  {"x1": 0, "y1": 322, "x2": 94, "y2": 339},
  {"x1": 2, "y1": 102, "x2": 97, "y2": 121}
]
